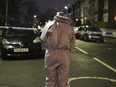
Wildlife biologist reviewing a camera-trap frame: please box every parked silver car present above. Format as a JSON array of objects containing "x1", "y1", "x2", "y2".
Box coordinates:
[{"x1": 79, "y1": 26, "x2": 104, "y2": 42}]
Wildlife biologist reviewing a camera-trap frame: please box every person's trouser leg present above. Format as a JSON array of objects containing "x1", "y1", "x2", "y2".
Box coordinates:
[
  {"x1": 57, "y1": 50, "x2": 70, "y2": 87},
  {"x1": 44, "y1": 49, "x2": 70, "y2": 87},
  {"x1": 44, "y1": 50, "x2": 59, "y2": 87},
  {"x1": 45, "y1": 67, "x2": 58, "y2": 87}
]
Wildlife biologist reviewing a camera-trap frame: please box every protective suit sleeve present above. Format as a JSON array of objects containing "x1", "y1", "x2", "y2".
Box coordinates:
[
  {"x1": 40, "y1": 21, "x2": 55, "y2": 40},
  {"x1": 68, "y1": 27, "x2": 76, "y2": 50}
]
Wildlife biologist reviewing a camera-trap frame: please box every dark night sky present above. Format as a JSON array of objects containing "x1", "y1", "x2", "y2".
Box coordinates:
[
  {"x1": 19, "y1": 0, "x2": 77, "y2": 24},
  {"x1": 22, "y1": 0, "x2": 77, "y2": 13}
]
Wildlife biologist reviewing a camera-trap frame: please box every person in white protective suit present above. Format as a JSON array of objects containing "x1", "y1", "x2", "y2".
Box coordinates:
[{"x1": 40, "y1": 12, "x2": 75, "y2": 87}]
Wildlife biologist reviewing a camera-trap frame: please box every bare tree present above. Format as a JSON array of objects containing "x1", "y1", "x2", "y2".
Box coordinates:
[{"x1": 19, "y1": 0, "x2": 41, "y2": 27}]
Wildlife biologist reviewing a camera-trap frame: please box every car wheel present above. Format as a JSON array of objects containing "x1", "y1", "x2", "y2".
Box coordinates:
[
  {"x1": 1, "y1": 49, "x2": 7, "y2": 60},
  {"x1": 84, "y1": 35, "x2": 89, "y2": 41},
  {"x1": 1, "y1": 55, "x2": 7, "y2": 60},
  {"x1": 100, "y1": 39, "x2": 104, "y2": 43},
  {"x1": 100, "y1": 37, "x2": 104, "y2": 43}
]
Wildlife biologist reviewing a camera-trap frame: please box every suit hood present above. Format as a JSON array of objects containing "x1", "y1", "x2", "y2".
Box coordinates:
[{"x1": 54, "y1": 15, "x2": 71, "y2": 25}]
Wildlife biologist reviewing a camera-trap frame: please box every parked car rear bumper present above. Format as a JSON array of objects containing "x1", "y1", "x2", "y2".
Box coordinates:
[{"x1": 1, "y1": 43, "x2": 41, "y2": 57}]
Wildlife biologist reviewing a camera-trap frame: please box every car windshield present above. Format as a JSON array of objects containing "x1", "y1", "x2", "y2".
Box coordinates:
[
  {"x1": 87, "y1": 27, "x2": 102, "y2": 32},
  {"x1": 5, "y1": 29, "x2": 37, "y2": 36}
]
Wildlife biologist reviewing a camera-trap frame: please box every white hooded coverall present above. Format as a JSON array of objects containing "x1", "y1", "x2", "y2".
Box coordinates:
[{"x1": 40, "y1": 15, "x2": 75, "y2": 87}]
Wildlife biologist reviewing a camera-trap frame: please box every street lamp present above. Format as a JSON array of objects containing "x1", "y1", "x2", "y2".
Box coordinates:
[
  {"x1": 5, "y1": 0, "x2": 8, "y2": 26},
  {"x1": 33, "y1": 15, "x2": 37, "y2": 28},
  {"x1": 64, "y1": 6, "x2": 68, "y2": 15},
  {"x1": 76, "y1": 19, "x2": 78, "y2": 21},
  {"x1": 114, "y1": 16, "x2": 116, "y2": 21},
  {"x1": 64, "y1": 6, "x2": 68, "y2": 10},
  {"x1": 34, "y1": 15, "x2": 37, "y2": 18}
]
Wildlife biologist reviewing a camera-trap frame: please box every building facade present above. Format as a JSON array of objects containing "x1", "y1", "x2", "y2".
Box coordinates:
[{"x1": 70, "y1": 0, "x2": 116, "y2": 28}]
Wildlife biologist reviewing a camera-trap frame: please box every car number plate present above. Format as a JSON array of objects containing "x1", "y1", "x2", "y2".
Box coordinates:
[
  {"x1": 14, "y1": 48, "x2": 29, "y2": 52},
  {"x1": 93, "y1": 36, "x2": 99, "y2": 38}
]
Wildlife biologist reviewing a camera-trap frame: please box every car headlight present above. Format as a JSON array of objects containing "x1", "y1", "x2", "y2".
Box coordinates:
[
  {"x1": 2, "y1": 39, "x2": 10, "y2": 44},
  {"x1": 33, "y1": 37, "x2": 41, "y2": 43},
  {"x1": 88, "y1": 35, "x2": 92, "y2": 38}
]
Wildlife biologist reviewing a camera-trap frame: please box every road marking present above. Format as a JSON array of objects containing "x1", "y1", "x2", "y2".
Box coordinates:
[
  {"x1": 107, "y1": 48, "x2": 112, "y2": 50},
  {"x1": 69, "y1": 76, "x2": 116, "y2": 84},
  {"x1": 75, "y1": 47, "x2": 116, "y2": 72},
  {"x1": 75, "y1": 47, "x2": 88, "y2": 54},
  {"x1": 93, "y1": 57, "x2": 116, "y2": 73}
]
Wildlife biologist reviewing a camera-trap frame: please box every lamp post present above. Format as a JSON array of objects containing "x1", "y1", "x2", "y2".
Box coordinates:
[
  {"x1": 33, "y1": 15, "x2": 37, "y2": 28},
  {"x1": 5, "y1": 0, "x2": 8, "y2": 26},
  {"x1": 64, "y1": 6, "x2": 68, "y2": 15}
]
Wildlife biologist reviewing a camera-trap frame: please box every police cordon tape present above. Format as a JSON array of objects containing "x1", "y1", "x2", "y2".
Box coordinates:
[
  {"x1": 74, "y1": 27, "x2": 116, "y2": 38},
  {"x1": 0, "y1": 26, "x2": 37, "y2": 30},
  {"x1": 105, "y1": 31, "x2": 115, "y2": 35},
  {"x1": 0, "y1": 26, "x2": 115, "y2": 36},
  {"x1": 76, "y1": 31, "x2": 115, "y2": 35}
]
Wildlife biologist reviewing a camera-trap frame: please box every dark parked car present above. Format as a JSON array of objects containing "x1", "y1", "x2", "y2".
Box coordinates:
[
  {"x1": 79, "y1": 26, "x2": 104, "y2": 42},
  {"x1": 0, "y1": 28, "x2": 42, "y2": 59}
]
